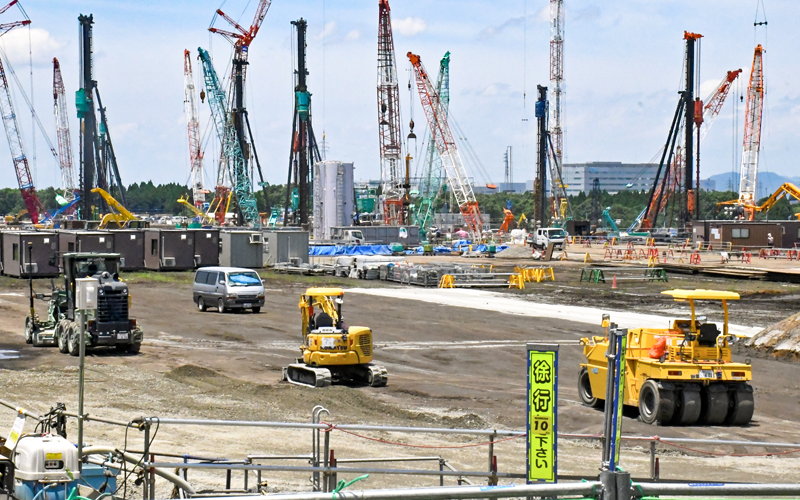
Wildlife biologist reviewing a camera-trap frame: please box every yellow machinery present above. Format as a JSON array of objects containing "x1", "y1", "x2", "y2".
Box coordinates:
[
  {"x1": 177, "y1": 195, "x2": 215, "y2": 225},
  {"x1": 718, "y1": 182, "x2": 800, "y2": 220},
  {"x1": 284, "y1": 287, "x2": 388, "y2": 388},
  {"x1": 579, "y1": 289, "x2": 754, "y2": 426},
  {"x1": 92, "y1": 188, "x2": 147, "y2": 229}
]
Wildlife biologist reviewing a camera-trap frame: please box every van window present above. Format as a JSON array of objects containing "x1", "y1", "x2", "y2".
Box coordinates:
[
  {"x1": 227, "y1": 271, "x2": 261, "y2": 287},
  {"x1": 195, "y1": 270, "x2": 208, "y2": 284},
  {"x1": 206, "y1": 272, "x2": 218, "y2": 285}
]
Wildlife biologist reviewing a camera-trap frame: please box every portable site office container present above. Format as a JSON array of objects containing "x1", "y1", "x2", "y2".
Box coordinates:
[
  {"x1": 58, "y1": 231, "x2": 114, "y2": 254},
  {"x1": 219, "y1": 231, "x2": 263, "y2": 268},
  {"x1": 112, "y1": 230, "x2": 146, "y2": 270},
  {"x1": 191, "y1": 228, "x2": 220, "y2": 267},
  {"x1": 143, "y1": 229, "x2": 196, "y2": 270},
  {"x1": 1, "y1": 231, "x2": 60, "y2": 277},
  {"x1": 263, "y1": 230, "x2": 309, "y2": 266},
  {"x1": 330, "y1": 225, "x2": 420, "y2": 245},
  {"x1": 694, "y1": 221, "x2": 783, "y2": 249}
]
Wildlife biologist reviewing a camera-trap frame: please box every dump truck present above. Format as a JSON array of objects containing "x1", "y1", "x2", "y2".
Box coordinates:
[
  {"x1": 579, "y1": 289, "x2": 753, "y2": 426},
  {"x1": 283, "y1": 287, "x2": 388, "y2": 388},
  {"x1": 25, "y1": 252, "x2": 143, "y2": 354}
]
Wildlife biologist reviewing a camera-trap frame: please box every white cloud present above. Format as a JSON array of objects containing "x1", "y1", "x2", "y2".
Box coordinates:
[
  {"x1": 316, "y1": 21, "x2": 336, "y2": 41},
  {"x1": 344, "y1": 29, "x2": 360, "y2": 42},
  {"x1": 393, "y1": 17, "x2": 427, "y2": 37},
  {"x1": 699, "y1": 78, "x2": 722, "y2": 100},
  {"x1": 0, "y1": 28, "x2": 65, "y2": 66}
]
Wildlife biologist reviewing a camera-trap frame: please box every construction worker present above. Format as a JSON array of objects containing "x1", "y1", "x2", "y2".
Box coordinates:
[{"x1": 767, "y1": 233, "x2": 774, "y2": 248}]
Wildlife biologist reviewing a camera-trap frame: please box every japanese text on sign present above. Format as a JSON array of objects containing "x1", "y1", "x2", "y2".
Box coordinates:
[{"x1": 527, "y1": 348, "x2": 557, "y2": 483}]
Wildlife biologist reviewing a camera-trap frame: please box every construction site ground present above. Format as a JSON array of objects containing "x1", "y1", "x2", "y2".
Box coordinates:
[{"x1": 1, "y1": 250, "x2": 800, "y2": 494}]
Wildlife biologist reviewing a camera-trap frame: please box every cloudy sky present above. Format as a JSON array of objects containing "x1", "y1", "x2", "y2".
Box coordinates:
[{"x1": 0, "y1": 0, "x2": 796, "y2": 193}]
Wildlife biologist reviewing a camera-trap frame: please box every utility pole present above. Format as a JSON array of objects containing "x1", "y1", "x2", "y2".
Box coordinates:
[{"x1": 535, "y1": 85, "x2": 548, "y2": 228}]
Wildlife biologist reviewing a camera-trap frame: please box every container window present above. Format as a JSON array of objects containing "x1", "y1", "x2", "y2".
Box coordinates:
[
  {"x1": 150, "y1": 239, "x2": 158, "y2": 255},
  {"x1": 731, "y1": 228, "x2": 750, "y2": 239},
  {"x1": 12, "y1": 243, "x2": 18, "y2": 261}
]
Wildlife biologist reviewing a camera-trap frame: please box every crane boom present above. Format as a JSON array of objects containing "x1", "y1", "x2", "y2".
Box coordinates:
[
  {"x1": 198, "y1": 47, "x2": 260, "y2": 227},
  {"x1": 414, "y1": 51, "x2": 449, "y2": 232},
  {"x1": 0, "y1": 6, "x2": 43, "y2": 224},
  {"x1": 184, "y1": 50, "x2": 204, "y2": 208},
  {"x1": 408, "y1": 52, "x2": 482, "y2": 240},
  {"x1": 377, "y1": 0, "x2": 403, "y2": 225},
  {"x1": 738, "y1": 45, "x2": 764, "y2": 215},
  {"x1": 549, "y1": 0, "x2": 564, "y2": 186},
  {"x1": 53, "y1": 57, "x2": 77, "y2": 207}
]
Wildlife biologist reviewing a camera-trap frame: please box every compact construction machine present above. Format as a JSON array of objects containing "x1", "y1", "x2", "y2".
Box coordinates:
[
  {"x1": 579, "y1": 289, "x2": 754, "y2": 426},
  {"x1": 25, "y1": 252, "x2": 143, "y2": 354},
  {"x1": 283, "y1": 287, "x2": 388, "y2": 388}
]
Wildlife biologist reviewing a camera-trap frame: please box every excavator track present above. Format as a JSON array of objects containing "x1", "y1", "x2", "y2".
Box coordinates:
[
  {"x1": 365, "y1": 364, "x2": 389, "y2": 387},
  {"x1": 284, "y1": 364, "x2": 332, "y2": 388}
]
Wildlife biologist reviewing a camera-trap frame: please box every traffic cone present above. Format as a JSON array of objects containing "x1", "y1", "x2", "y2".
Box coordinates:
[{"x1": 612, "y1": 275, "x2": 618, "y2": 289}]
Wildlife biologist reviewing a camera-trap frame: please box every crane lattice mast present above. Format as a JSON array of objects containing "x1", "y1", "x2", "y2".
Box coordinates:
[
  {"x1": 0, "y1": 3, "x2": 44, "y2": 223},
  {"x1": 408, "y1": 52, "x2": 483, "y2": 240},
  {"x1": 549, "y1": 0, "x2": 564, "y2": 201},
  {"x1": 414, "y1": 52, "x2": 449, "y2": 232},
  {"x1": 209, "y1": 0, "x2": 271, "y2": 225},
  {"x1": 198, "y1": 47, "x2": 260, "y2": 227},
  {"x1": 377, "y1": 0, "x2": 404, "y2": 226},
  {"x1": 52, "y1": 57, "x2": 76, "y2": 207},
  {"x1": 183, "y1": 50, "x2": 205, "y2": 209},
  {"x1": 737, "y1": 45, "x2": 764, "y2": 219}
]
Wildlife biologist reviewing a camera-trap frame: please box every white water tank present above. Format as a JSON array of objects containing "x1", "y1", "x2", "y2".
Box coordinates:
[
  {"x1": 13, "y1": 434, "x2": 80, "y2": 482},
  {"x1": 313, "y1": 161, "x2": 354, "y2": 240}
]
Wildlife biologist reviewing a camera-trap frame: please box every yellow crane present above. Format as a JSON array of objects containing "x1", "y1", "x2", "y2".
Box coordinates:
[
  {"x1": 92, "y1": 188, "x2": 144, "y2": 229},
  {"x1": 177, "y1": 195, "x2": 215, "y2": 225}
]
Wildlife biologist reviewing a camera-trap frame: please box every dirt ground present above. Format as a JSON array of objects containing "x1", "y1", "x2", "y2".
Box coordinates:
[{"x1": 1, "y1": 264, "x2": 799, "y2": 495}]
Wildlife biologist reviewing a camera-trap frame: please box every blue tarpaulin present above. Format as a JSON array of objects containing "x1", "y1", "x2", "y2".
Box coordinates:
[{"x1": 309, "y1": 245, "x2": 393, "y2": 256}]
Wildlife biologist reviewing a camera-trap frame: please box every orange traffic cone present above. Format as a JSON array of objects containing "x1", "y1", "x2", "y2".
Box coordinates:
[{"x1": 612, "y1": 275, "x2": 618, "y2": 289}]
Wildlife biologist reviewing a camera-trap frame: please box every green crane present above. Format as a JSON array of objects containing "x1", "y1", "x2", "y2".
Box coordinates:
[
  {"x1": 197, "y1": 47, "x2": 260, "y2": 227},
  {"x1": 413, "y1": 52, "x2": 450, "y2": 232}
]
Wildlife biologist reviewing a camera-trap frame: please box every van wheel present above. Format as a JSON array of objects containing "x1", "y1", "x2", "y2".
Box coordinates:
[
  {"x1": 217, "y1": 298, "x2": 226, "y2": 313},
  {"x1": 252, "y1": 307, "x2": 261, "y2": 314},
  {"x1": 197, "y1": 297, "x2": 207, "y2": 312}
]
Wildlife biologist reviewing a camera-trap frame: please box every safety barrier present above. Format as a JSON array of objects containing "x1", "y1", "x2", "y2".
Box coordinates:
[
  {"x1": 515, "y1": 266, "x2": 555, "y2": 283},
  {"x1": 580, "y1": 267, "x2": 668, "y2": 284}
]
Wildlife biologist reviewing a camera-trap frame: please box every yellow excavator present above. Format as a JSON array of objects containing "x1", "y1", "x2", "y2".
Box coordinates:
[
  {"x1": 579, "y1": 289, "x2": 754, "y2": 426},
  {"x1": 283, "y1": 287, "x2": 388, "y2": 388},
  {"x1": 718, "y1": 182, "x2": 800, "y2": 220},
  {"x1": 177, "y1": 195, "x2": 215, "y2": 225},
  {"x1": 93, "y1": 188, "x2": 147, "y2": 229}
]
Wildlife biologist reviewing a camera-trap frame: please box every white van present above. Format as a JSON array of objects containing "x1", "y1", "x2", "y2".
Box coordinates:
[{"x1": 193, "y1": 266, "x2": 265, "y2": 313}]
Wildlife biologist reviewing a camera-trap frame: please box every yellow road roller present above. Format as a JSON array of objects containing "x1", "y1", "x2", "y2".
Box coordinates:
[{"x1": 579, "y1": 289, "x2": 753, "y2": 426}]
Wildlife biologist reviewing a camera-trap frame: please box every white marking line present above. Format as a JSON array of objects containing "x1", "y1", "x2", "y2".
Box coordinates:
[
  {"x1": 346, "y1": 288, "x2": 763, "y2": 338},
  {"x1": 0, "y1": 293, "x2": 23, "y2": 297},
  {"x1": 378, "y1": 340, "x2": 580, "y2": 350}
]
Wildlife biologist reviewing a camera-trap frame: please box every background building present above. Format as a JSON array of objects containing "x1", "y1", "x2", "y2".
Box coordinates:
[{"x1": 561, "y1": 162, "x2": 658, "y2": 195}]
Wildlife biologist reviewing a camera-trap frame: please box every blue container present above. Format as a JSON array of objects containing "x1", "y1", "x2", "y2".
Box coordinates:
[
  {"x1": 80, "y1": 463, "x2": 118, "y2": 493},
  {"x1": 14, "y1": 480, "x2": 77, "y2": 500}
]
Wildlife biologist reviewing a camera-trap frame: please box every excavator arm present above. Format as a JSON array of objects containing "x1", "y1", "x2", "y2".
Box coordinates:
[{"x1": 755, "y1": 183, "x2": 800, "y2": 217}]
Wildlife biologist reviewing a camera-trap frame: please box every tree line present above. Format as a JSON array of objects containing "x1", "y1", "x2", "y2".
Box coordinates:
[{"x1": 1, "y1": 183, "x2": 796, "y2": 227}]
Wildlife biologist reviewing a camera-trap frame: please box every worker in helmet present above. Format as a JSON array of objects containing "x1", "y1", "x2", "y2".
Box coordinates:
[{"x1": 767, "y1": 233, "x2": 774, "y2": 248}]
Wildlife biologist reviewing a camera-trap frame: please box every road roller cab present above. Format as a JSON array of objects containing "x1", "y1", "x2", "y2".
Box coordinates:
[{"x1": 579, "y1": 289, "x2": 754, "y2": 426}]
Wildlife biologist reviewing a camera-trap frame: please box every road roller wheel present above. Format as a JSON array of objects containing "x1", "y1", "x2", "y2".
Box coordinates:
[{"x1": 638, "y1": 379, "x2": 675, "y2": 425}]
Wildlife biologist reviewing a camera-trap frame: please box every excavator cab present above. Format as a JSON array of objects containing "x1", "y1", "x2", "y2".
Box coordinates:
[{"x1": 284, "y1": 288, "x2": 388, "y2": 388}]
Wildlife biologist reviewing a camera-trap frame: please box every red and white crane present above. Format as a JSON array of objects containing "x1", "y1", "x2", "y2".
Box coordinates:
[
  {"x1": 183, "y1": 49, "x2": 205, "y2": 209},
  {"x1": 377, "y1": 0, "x2": 404, "y2": 226},
  {"x1": 0, "y1": 1, "x2": 44, "y2": 223},
  {"x1": 737, "y1": 45, "x2": 764, "y2": 218},
  {"x1": 52, "y1": 57, "x2": 76, "y2": 208},
  {"x1": 408, "y1": 52, "x2": 483, "y2": 240}
]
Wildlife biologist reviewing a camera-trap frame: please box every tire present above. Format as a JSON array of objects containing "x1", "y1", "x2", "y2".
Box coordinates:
[
  {"x1": 217, "y1": 298, "x2": 226, "y2": 313},
  {"x1": 252, "y1": 307, "x2": 261, "y2": 314},
  {"x1": 698, "y1": 385, "x2": 729, "y2": 425},
  {"x1": 725, "y1": 384, "x2": 755, "y2": 426},
  {"x1": 67, "y1": 323, "x2": 80, "y2": 357},
  {"x1": 57, "y1": 321, "x2": 69, "y2": 353},
  {"x1": 24, "y1": 317, "x2": 34, "y2": 344},
  {"x1": 127, "y1": 342, "x2": 141, "y2": 354},
  {"x1": 578, "y1": 367, "x2": 602, "y2": 408},
  {"x1": 197, "y1": 297, "x2": 207, "y2": 312},
  {"x1": 638, "y1": 379, "x2": 675, "y2": 425},
  {"x1": 671, "y1": 385, "x2": 702, "y2": 425}
]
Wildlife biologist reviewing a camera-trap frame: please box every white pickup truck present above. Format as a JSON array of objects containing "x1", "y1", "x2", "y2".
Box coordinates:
[{"x1": 528, "y1": 227, "x2": 568, "y2": 250}]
